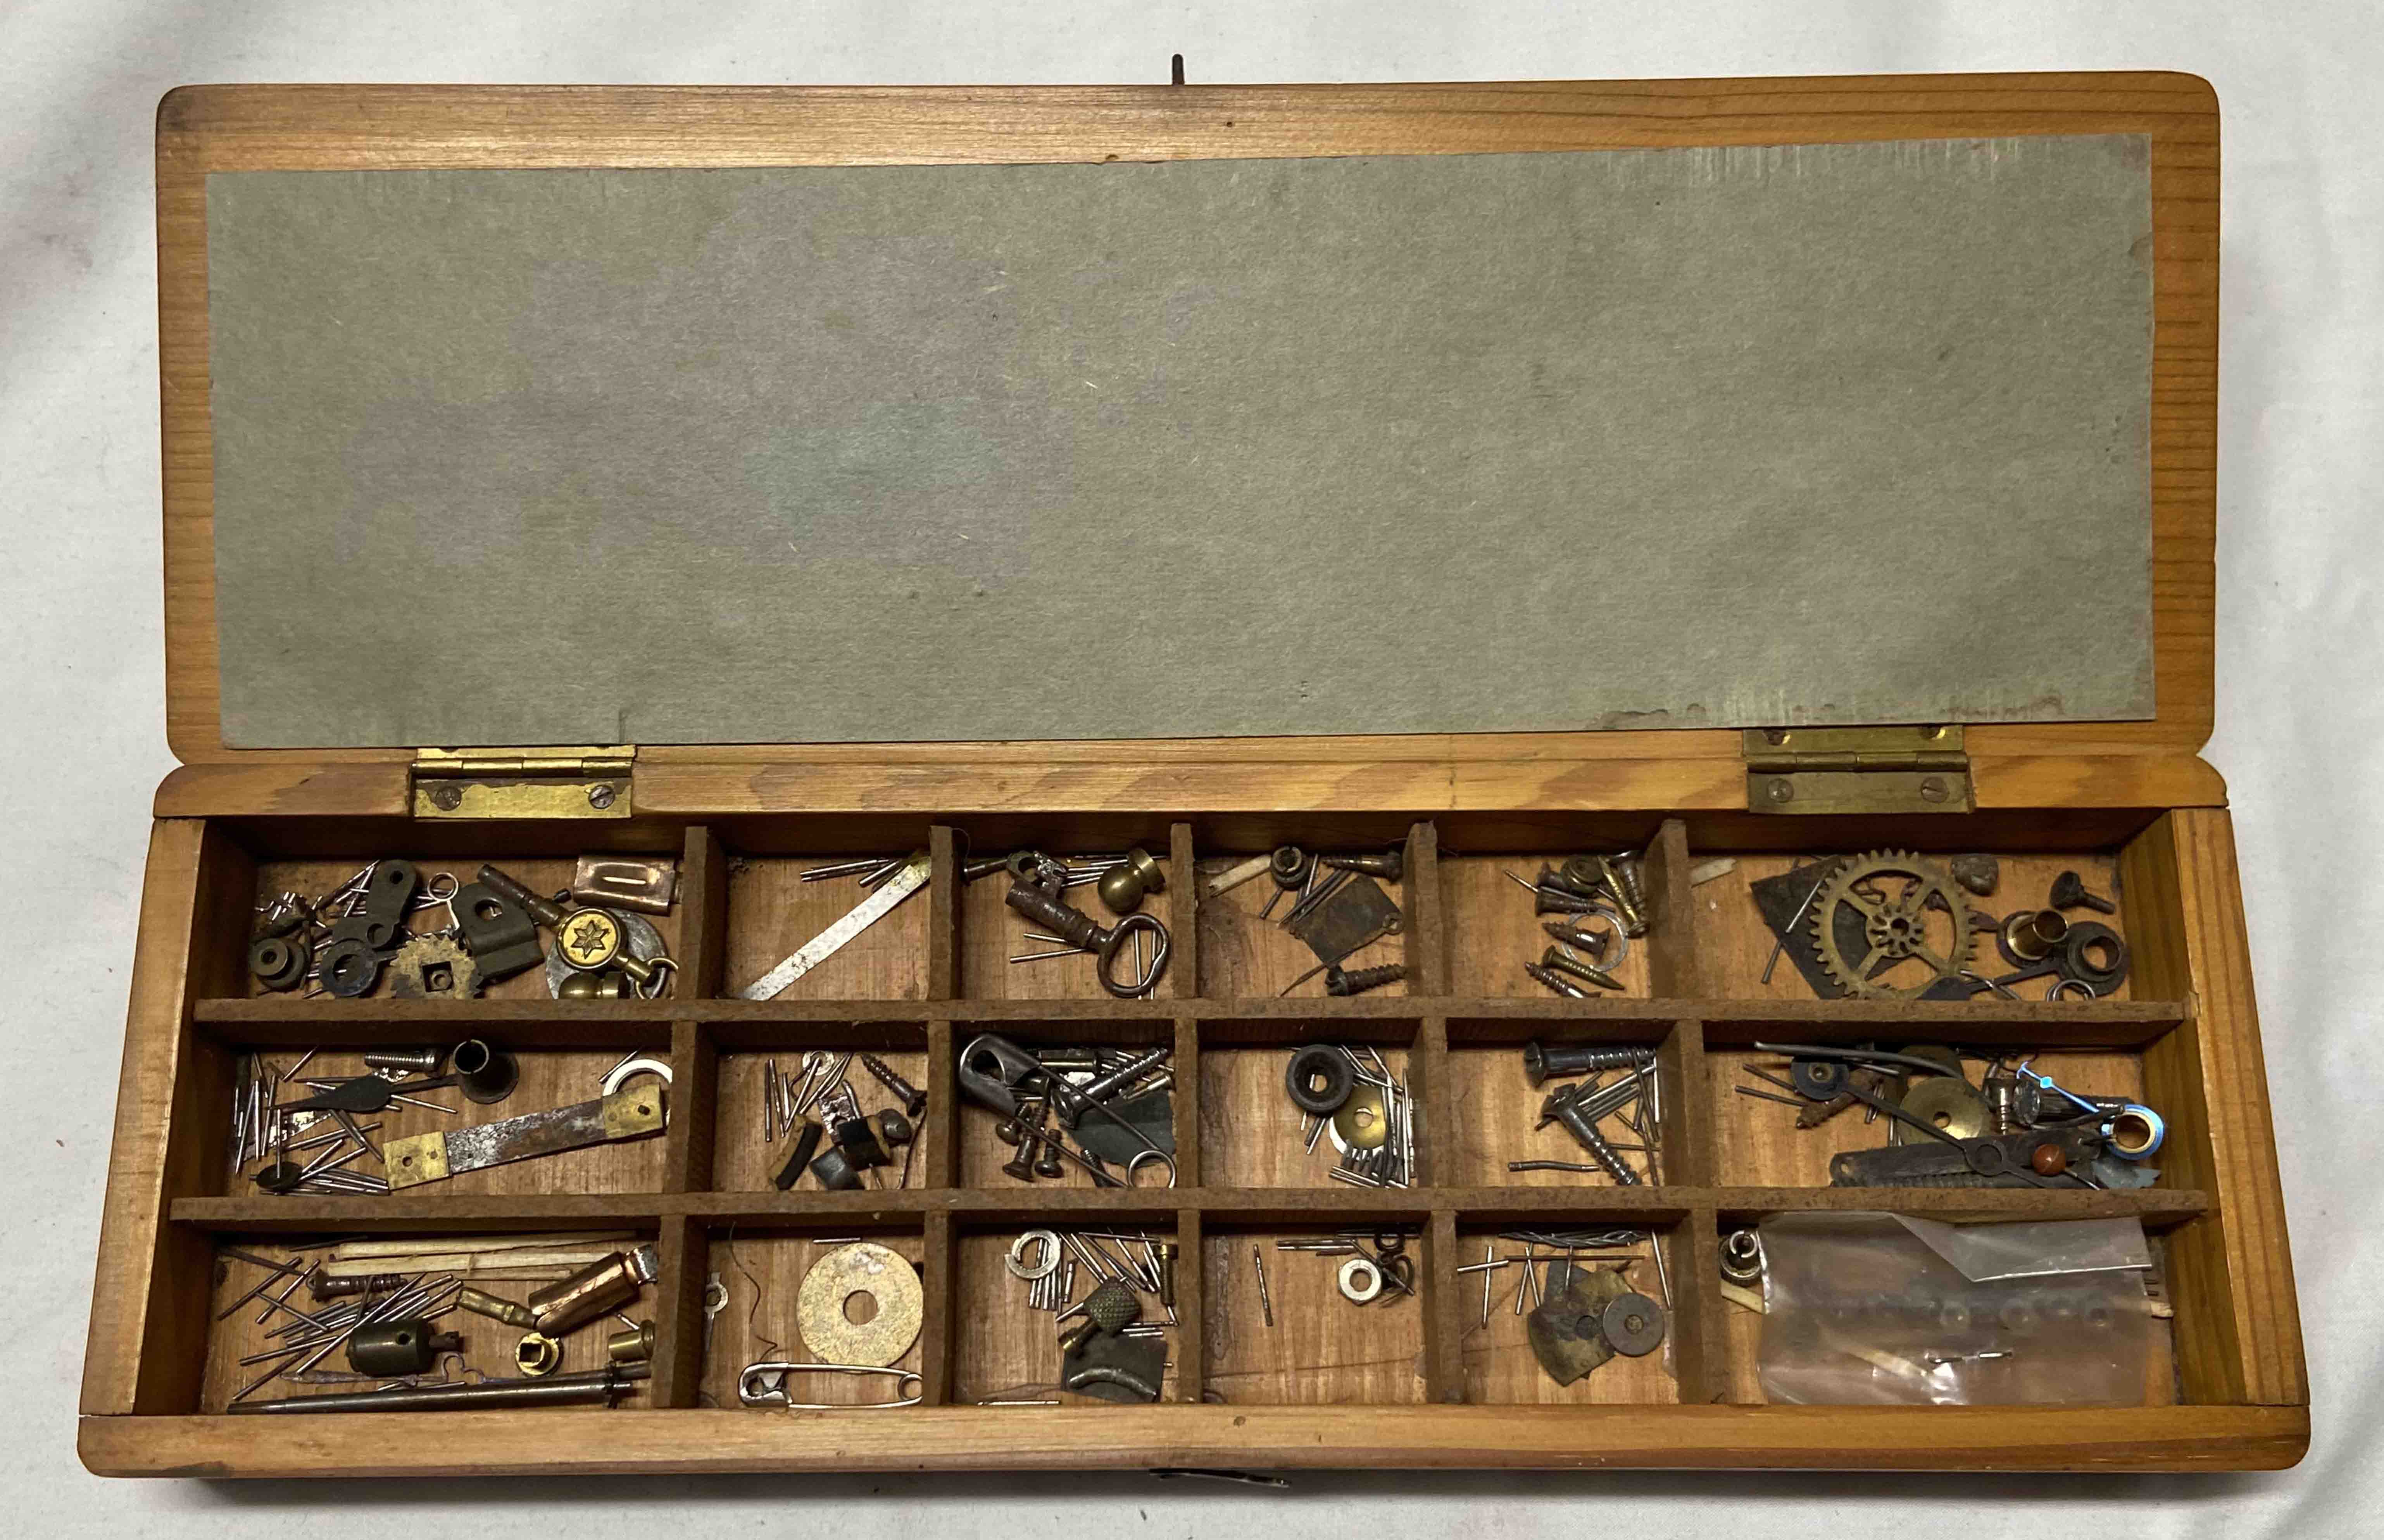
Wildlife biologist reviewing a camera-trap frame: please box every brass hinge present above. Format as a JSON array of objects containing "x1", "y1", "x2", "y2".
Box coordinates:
[
  {"x1": 1742, "y1": 726, "x2": 1971, "y2": 815},
  {"x1": 411, "y1": 747, "x2": 636, "y2": 819}
]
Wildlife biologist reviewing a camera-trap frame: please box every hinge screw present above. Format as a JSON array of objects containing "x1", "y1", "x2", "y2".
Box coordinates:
[
  {"x1": 427, "y1": 783, "x2": 463, "y2": 811},
  {"x1": 587, "y1": 783, "x2": 619, "y2": 809},
  {"x1": 1765, "y1": 778, "x2": 1794, "y2": 804},
  {"x1": 1918, "y1": 777, "x2": 1947, "y2": 804}
]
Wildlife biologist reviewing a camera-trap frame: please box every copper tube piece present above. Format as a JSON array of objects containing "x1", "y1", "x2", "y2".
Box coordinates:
[{"x1": 528, "y1": 1245, "x2": 659, "y2": 1337}]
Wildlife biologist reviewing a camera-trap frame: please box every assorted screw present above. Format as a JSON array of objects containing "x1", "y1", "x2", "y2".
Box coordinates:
[
  {"x1": 1509, "y1": 849, "x2": 1649, "y2": 996},
  {"x1": 1515, "y1": 1041, "x2": 1663, "y2": 1185},
  {"x1": 961, "y1": 1035, "x2": 1178, "y2": 1188}
]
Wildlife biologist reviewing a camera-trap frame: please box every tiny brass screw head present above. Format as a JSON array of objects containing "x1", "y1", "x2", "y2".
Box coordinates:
[
  {"x1": 428, "y1": 783, "x2": 464, "y2": 811},
  {"x1": 587, "y1": 783, "x2": 619, "y2": 809},
  {"x1": 1765, "y1": 778, "x2": 1794, "y2": 804},
  {"x1": 1918, "y1": 777, "x2": 1948, "y2": 804}
]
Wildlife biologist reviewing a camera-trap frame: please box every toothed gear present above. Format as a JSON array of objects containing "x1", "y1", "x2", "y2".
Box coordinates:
[
  {"x1": 1808, "y1": 850, "x2": 1972, "y2": 1000},
  {"x1": 386, "y1": 934, "x2": 481, "y2": 1000}
]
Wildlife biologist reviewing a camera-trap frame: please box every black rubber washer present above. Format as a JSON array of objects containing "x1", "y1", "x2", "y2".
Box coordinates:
[
  {"x1": 2061, "y1": 922, "x2": 2130, "y2": 993},
  {"x1": 1284, "y1": 1043, "x2": 1355, "y2": 1114}
]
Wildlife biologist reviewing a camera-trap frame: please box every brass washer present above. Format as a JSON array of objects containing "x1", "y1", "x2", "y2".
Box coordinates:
[
  {"x1": 797, "y1": 1242, "x2": 923, "y2": 1368},
  {"x1": 1890, "y1": 1075, "x2": 1989, "y2": 1145},
  {"x1": 1331, "y1": 1085, "x2": 1392, "y2": 1152}
]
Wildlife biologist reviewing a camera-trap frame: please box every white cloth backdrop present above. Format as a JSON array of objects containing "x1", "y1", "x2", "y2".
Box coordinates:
[{"x1": 3, "y1": 3, "x2": 2375, "y2": 1533}]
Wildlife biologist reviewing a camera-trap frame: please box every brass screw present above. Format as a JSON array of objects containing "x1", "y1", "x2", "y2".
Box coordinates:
[
  {"x1": 1918, "y1": 777, "x2": 1948, "y2": 804},
  {"x1": 1765, "y1": 778, "x2": 1794, "y2": 804},
  {"x1": 427, "y1": 784, "x2": 464, "y2": 811},
  {"x1": 587, "y1": 783, "x2": 619, "y2": 810}
]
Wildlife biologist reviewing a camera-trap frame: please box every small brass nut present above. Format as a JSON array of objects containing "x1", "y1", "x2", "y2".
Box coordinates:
[{"x1": 515, "y1": 1331, "x2": 562, "y2": 1377}]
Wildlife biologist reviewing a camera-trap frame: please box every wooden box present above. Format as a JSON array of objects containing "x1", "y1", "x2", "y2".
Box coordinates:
[{"x1": 81, "y1": 72, "x2": 2307, "y2": 1477}]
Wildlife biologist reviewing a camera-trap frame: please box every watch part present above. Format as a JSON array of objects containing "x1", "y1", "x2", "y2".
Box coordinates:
[
  {"x1": 386, "y1": 934, "x2": 481, "y2": 1000},
  {"x1": 1808, "y1": 850, "x2": 1976, "y2": 1000}
]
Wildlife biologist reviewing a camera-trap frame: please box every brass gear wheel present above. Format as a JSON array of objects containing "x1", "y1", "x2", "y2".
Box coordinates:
[
  {"x1": 1808, "y1": 850, "x2": 1973, "y2": 1000},
  {"x1": 386, "y1": 934, "x2": 481, "y2": 999}
]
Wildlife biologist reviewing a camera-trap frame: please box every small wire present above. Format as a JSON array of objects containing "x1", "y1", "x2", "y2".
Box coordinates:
[{"x1": 724, "y1": 1223, "x2": 780, "y2": 1367}]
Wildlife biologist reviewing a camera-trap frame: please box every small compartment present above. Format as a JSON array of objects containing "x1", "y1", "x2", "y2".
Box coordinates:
[
  {"x1": 1202, "y1": 1224, "x2": 1427, "y2": 1404},
  {"x1": 1440, "y1": 833, "x2": 1671, "y2": 999},
  {"x1": 198, "y1": 1229, "x2": 664, "y2": 1413},
  {"x1": 1708, "y1": 1033, "x2": 2162, "y2": 1190},
  {"x1": 953, "y1": 1021, "x2": 1183, "y2": 1188},
  {"x1": 1689, "y1": 848, "x2": 2134, "y2": 1003},
  {"x1": 959, "y1": 843, "x2": 1178, "y2": 1001},
  {"x1": 1712, "y1": 1212, "x2": 2182, "y2": 1407},
  {"x1": 1195, "y1": 838, "x2": 1412, "y2": 1000},
  {"x1": 1456, "y1": 1219, "x2": 1682, "y2": 1404},
  {"x1": 712, "y1": 1030, "x2": 932, "y2": 1194},
  {"x1": 241, "y1": 850, "x2": 688, "y2": 1002},
  {"x1": 221, "y1": 1043, "x2": 674, "y2": 1199},
  {"x1": 724, "y1": 852, "x2": 931, "y2": 1001},
  {"x1": 952, "y1": 1223, "x2": 1183, "y2": 1405},
  {"x1": 704, "y1": 1225, "x2": 928, "y2": 1409},
  {"x1": 1445, "y1": 1016, "x2": 1681, "y2": 1187},
  {"x1": 1197, "y1": 1021, "x2": 1420, "y2": 1188}
]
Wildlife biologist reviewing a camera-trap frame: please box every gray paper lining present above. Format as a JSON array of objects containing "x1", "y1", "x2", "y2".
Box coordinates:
[{"x1": 205, "y1": 138, "x2": 2153, "y2": 749}]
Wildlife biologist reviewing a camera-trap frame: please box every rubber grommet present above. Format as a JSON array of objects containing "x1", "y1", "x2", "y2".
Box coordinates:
[{"x1": 1284, "y1": 1043, "x2": 1356, "y2": 1114}]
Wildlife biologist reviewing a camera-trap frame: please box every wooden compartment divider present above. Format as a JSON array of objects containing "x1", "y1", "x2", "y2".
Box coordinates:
[{"x1": 104, "y1": 807, "x2": 2288, "y2": 1470}]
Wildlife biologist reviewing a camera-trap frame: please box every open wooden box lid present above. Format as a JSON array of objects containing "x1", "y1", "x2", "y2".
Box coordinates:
[{"x1": 151, "y1": 74, "x2": 2222, "y2": 821}]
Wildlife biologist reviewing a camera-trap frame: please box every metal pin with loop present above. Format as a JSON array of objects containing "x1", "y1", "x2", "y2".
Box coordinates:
[{"x1": 738, "y1": 1362, "x2": 924, "y2": 1409}]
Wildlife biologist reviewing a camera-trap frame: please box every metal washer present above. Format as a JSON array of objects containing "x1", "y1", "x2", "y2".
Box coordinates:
[
  {"x1": 1006, "y1": 1229, "x2": 1062, "y2": 1281},
  {"x1": 1601, "y1": 1292, "x2": 1667, "y2": 1356},
  {"x1": 1328, "y1": 1085, "x2": 1392, "y2": 1155},
  {"x1": 1337, "y1": 1256, "x2": 1384, "y2": 1304},
  {"x1": 798, "y1": 1242, "x2": 923, "y2": 1368}
]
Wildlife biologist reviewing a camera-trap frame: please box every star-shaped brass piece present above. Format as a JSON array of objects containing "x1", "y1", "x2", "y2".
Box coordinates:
[{"x1": 563, "y1": 912, "x2": 617, "y2": 962}]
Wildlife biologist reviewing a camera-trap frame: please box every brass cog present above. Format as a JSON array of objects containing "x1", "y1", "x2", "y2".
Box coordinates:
[
  {"x1": 386, "y1": 934, "x2": 481, "y2": 1000},
  {"x1": 1807, "y1": 850, "x2": 1973, "y2": 1000}
]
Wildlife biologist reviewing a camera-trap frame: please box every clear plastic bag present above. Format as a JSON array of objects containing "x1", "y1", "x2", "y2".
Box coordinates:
[{"x1": 1757, "y1": 1212, "x2": 2155, "y2": 1405}]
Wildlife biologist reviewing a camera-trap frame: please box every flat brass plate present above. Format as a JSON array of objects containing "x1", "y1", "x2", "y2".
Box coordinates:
[
  {"x1": 797, "y1": 1242, "x2": 922, "y2": 1369},
  {"x1": 381, "y1": 1131, "x2": 450, "y2": 1188}
]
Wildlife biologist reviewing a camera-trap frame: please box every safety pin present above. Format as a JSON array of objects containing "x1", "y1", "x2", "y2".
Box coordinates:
[{"x1": 738, "y1": 1362, "x2": 923, "y2": 1409}]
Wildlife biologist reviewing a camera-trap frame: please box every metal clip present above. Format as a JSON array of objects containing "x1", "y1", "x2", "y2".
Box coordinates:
[{"x1": 738, "y1": 1362, "x2": 924, "y2": 1409}]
